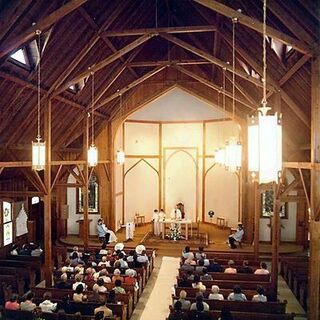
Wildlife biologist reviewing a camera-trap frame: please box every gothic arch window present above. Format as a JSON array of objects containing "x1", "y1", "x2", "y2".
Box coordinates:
[{"x1": 77, "y1": 174, "x2": 99, "y2": 214}]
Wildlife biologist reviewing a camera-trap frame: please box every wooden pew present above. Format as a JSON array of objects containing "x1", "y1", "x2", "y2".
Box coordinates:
[
  {"x1": 186, "y1": 250, "x2": 256, "y2": 260},
  {"x1": 177, "y1": 278, "x2": 274, "y2": 296},
  {"x1": 4, "y1": 309, "x2": 118, "y2": 320},
  {"x1": 31, "y1": 286, "x2": 133, "y2": 319},
  {"x1": 173, "y1": 310, "x2": 295, "y2": 320},
  {"x1": 174, "y1": 286, "x2": 273, "y2": 301},
  {"x1": 178, "y1": 269, "x2": 271, "y2": 282},
  {"x1": 171, "y1": 297, "x2": 287, "y2": 314},
  {"x1": 32, "y1": 298, "x2": 127, "y2": 320}
]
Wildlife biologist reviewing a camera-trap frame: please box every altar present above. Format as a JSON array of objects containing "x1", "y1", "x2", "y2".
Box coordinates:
[{"x1": 159, "y1": 219, "x2": 192, "y2": 240}]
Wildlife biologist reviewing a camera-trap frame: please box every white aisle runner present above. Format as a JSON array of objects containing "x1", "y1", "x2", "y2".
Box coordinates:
[{"x1": 138, "y1": 256, "x2": 180, "y2": 320}]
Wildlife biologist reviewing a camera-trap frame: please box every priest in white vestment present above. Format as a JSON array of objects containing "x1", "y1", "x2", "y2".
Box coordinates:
[{"x1": 170, "y1": 206, "x2": 182, "y2": 220}]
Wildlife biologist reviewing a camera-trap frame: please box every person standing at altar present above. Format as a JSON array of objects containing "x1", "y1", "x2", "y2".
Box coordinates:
[
  {"x1": 152, "y1": 209, "x2": 160, "y2": 236},
  {"x1": 170, "y1": 205, "x2": 182, "y2": 220},
  {"x1": 159, "y1": 209, "x2": 165, "y2": 221}
]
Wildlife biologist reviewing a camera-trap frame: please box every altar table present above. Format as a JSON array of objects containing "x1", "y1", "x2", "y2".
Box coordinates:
[{"x1": 159, "y1": 219, "x2": 192, "y2": 240}]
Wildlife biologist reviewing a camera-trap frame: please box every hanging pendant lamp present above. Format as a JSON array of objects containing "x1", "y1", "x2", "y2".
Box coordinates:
[
  {"x1": 88, "y1": 71, "x2": 98, "y2": 167},
  {"x1": 248, "y1": 0, "x2": 282, "y2": 184},
  {"x1": 225, "y1": 18, "x2": 242, "y2": 172},
  {"x1": 32, "y1": 30, "x2": 46, "y2": 171}
]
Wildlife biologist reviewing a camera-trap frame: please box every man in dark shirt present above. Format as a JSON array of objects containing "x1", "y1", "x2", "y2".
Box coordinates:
[
  {"x1": 238, "y1": 260, "x2": 253, "y2": 274},
  {"x1": 207, "y1": 258, "x2": 223, "y2": 272}
]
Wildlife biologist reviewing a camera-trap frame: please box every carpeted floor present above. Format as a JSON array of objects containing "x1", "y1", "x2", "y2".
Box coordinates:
[{"x1": 130, "y1": 256, "x2": 180, "y2": 320}]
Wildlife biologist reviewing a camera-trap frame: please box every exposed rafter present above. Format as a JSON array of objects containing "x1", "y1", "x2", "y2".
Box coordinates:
[
  {"x1": 0, "y1": 0, "x2": 88, "y2": 59},
  {"x1": 193, "y1": 0, "x2": 313, "y2": 55}
]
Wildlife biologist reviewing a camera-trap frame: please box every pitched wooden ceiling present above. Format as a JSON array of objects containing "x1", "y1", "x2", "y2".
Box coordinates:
[{"x1": 0, "y1": 0, "x2": 318, "y2": 161}]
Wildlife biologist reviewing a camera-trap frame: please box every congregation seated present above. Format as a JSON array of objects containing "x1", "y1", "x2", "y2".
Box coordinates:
[
  {"x1": 99, "y1": 256, "x2": 111, "y2": 267},
  {"x1": 69, "y1": 246, "x2": 82, "y2": 259},
  {"x1": 191, "y1": 275, "x2": 206, "y2": 291},
  {"x1": 98, "y1": 270, "x2": 112, "y2": 283},
  {"x1": 196, "y1": 259, "x2": 206, "y2": 273},
  {"x1": 201, "y1": 268, "x2": 213, "y2": 281},
  {"x1": 224, "y1": 260, "x2": 237, "y2": 274},
  {"x1": 136, "y1": 250, "x2": 149, "y2": 264},
  {"x1": 176, "y1": 290, "x2": 191, "y2": 311},
  {"x1": 254, "y1": 262, "x2": 269, "y2": 275},
  {"x1": 195, "y1": 246, "x2": 206, "y2": 260},
  {"x1": 20, "y1": 292, "x2": 36, "y2": 311},
  {"x1": 190, "y1": 294, "x2": 209, "y2": 311},
  {"x1": 56, "y1": 273, "x2": 72, "y2": 290},
  {"x1": 112, "y1": 269, "x2": 124, "y2": 283},
  {"x1": 192, "y1": 301, "x2": 212, "y2": 320},
  {"x1": 124, "y1": 269, "x2": 137, "y2": 286},
  {"x1": 252, "y1": 286, "x2": 267, "y2": 302},
  {"x1": 168, "y1": 301, "x2": 188, "y2": 320},
  {"x1": 207, "y1": 259, "x2": 223, "y2": 273},
  {"x1": 73, "y1": 284, "x2": 87, "y2": 303},
  {"x1": 218, "y1": 307, "x2": 233, "y2": 320},
  {"x1": 72, "y1": 274, "x2": 87, "y2": 291},
  {"x1": 114, "y1": 280, "x2": 126, "y2": 294},
  {"x1": 9, "y1": 242, "x2": 43, "y2": 257},
  {"x1": 5, "y1": 293, "x2": 20, "y2": 310},
  {"x1": 94, "y1": 301, "x2": 113, "y2": 318},
  {"x1": 99, "y1": 243, "x2": 109, "y2": 256},
  {"x1": 227, "y1": 286, "x2": 247, "y2": 301},
  {"x1": 93, "y1": 278, "x2": 108, "y2": 293},
  {"x1": 31, "y1": 244, "x2": 43, "y2": 257},
  {"x1": 116, "y1": 253, "x2": 128, "y2": 269},
  {"x1": 39, "y1": 292, "x2": 57, "y2": 313},
  {"x1": 208, "y1": 285, "x2": 224, "y2": 300},
  {"x1": 70, "y1": 252, "x2": 85, "y2": 267},
  {"x1": 182, "y1": 246, "x2": 192, "y2": 259},
  {"x1": 237, "y1": 260, "x2": 253, "y2": 274},
  {"x1": 178, "y1": 274, "x2": 192, "y2": 288},
  {"x1": 84, "y1": 267, "x2": 95, "y2": 282}
]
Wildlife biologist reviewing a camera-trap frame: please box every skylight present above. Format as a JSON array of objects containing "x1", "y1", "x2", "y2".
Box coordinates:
[{"x1": 10, "y1": 49, "x2": 27, "y2": 64}]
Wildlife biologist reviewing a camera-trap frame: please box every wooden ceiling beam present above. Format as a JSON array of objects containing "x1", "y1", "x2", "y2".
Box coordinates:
[
  {"x1": 174, "y1": 65, "x2": 255, "y2": 111},
  {"x1": 0, "y1": 0, "x2": 88, "y2": 59},
  {"x1": 102, "y1": 25, "x2": 217, "y2": 37},
  {"x1": 95, "y1": 65, "x2": 167, "y2": 111},
  {"x1": 267, "y1": 0, "x2": 315, "y2": 45},
  {"x1": 54, "y1": 34, "x2": 155, "y2": 95},
  {"x1": 193, "y1": 0, "x2": 312, "y2": 55},
  {"x1": 279, "y1": 55, "x2": 311, "y2": 87},
  {"x1": 129, "y1": 59, "x2": 210, "y2": 67},
  {"x1": 0, "y1": 70, "x2": 107, "y2": 119},
  {"x1": 78, "y1": 7, "x2": 139, "y2": 80},
  {"x1": 160, "y1": 33, "x2": 276, "y2": 91}
]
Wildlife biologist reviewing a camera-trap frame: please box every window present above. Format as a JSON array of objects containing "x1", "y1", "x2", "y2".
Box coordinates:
[
  {"x1": 11, "y1": 49, "x2": 27, "y2": 64},
  {"x1": 261, "y1": 190, "x2": 287, "y2": 218},
  {"x1": 77, "y1": 174, "x2": 99, "y2": 213},
  {"x1": 31, "y1": 196, "x2": 40, "y2": 204},
  {"x1": 2, "y1": 201, "x2": 13, "y2": 246}
]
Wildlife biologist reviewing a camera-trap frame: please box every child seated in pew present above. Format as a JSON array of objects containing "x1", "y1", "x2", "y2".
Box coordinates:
[
  {"x1": 252, "y1": 286, "x2": 267, "y2": 302},
  {"x1": 224, "y1": 260, "x2": 237, "y2": 274},
  {"x1": 227, "y1": 286, "x2": 247, "y2": 301},
  {"x1": 208, "y1": 285, "x2": 224, "y2": 300},
  {"x1": 254, "y1": 262, "x2": 270, "y2": 275}
]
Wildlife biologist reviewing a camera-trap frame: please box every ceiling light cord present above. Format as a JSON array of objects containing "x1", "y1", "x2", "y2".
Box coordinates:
[
  {"x1": 232, "y1": 18, "x2": 237, "y2": 121},
  {"x1": 36, "y1": 30, "x2": 41, "y2": 141},
  {"x1": 91, "y1": 71, "x2": 95, "y2": 145},
  {"x1": 262, "y1": 0, "x2": 267, "y2": 105}
]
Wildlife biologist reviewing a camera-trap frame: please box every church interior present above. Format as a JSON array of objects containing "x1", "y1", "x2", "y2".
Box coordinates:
[{"x1": 0, "y1": 0, "x2": 319, "y2": 319}]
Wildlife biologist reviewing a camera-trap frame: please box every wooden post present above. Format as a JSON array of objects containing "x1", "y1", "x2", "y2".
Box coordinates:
[
  {"x1": 82, "y1": 113, "x2": 89, "y2": 249},
  {"x1": 253, "y1": 181, "x2": 260, "y2": 259},
  {"x1": 271, "y1": 182, "x2": 280, "y2": 301},
  {"x1": 308, "y1": 55, "x2": 320, "y2": 320},
  {"x1": 43, "y1": 99, "x2": 52, "y2": 285}
]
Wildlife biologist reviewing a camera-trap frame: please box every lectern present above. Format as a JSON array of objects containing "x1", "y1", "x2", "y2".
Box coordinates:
[{"x1": 76, "y1": 219, "x2": 93, "y2": 239}]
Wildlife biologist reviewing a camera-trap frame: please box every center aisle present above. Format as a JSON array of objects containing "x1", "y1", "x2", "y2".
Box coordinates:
[{"x1": 131, "y1": 256, "x2": 180, "y2": 320}]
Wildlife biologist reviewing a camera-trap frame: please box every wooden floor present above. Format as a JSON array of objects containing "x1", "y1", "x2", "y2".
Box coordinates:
[{"x1": 59, "y1": 222, "x2": 304, "y2": 257}]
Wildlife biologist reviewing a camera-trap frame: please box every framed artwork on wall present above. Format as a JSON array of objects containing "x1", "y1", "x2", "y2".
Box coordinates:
[
  {"x1": 3, "y1": 201, "x2": 12, "y2": 223},
  {"x1": 3, "y1": 221, "x2": 13, "y2": 246}
]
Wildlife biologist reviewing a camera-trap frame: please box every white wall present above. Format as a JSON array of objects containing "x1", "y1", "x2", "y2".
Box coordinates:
[{"x1": 115, "y1": 87, "x2": 240, "y2": 225}]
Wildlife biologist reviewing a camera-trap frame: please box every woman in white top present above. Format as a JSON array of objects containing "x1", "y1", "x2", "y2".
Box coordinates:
[
  {"x1": 208, "y1": 285, "x2": 224, "y2": 300},
  {"x1": 254, "y1": 262, "x2": 270, "y2": 275},
  {"x1": 252, "y1": 286, "x2": 267, "y2": 302}
]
